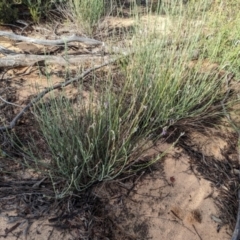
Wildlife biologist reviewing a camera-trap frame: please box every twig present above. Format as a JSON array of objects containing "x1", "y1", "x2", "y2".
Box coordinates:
[
  {"x1": 47, "y1": 227, "x2": 54, "y2": 240},
  {"x1": 170, "y1": 210, "x2": 183, "y2": 221},
  {"x1": 0, "y1": 95, "x2": 23, "y2": 108},
  {"x1": 159, "y1": 217, "x2": 196, "y2": 235},
  {"x1": 0, "y1": 31, "x2": 102, "y2": 46},
  {"x1": 20, "y1": 22, "x2": 33, "y2": 35},
  {"x1": 220, "y1": 75, "x2": 240, "y2": 240},
  {"x1": 192, "y1": 224, "x2": 203, "y2": 240},
  {"x1": 4, "y1": 222, "x2": 21, "y2": 237},
  {"x1": 0, "y1": 45, "x2": 18, "y2": 55},
  {"x1": 0, "y1": 58, "x2": 120, "y2": 131},
  {"x1": 126, "y1": 171, "x2": 145, "y2": 196},
  {"x1": 0, "y1": 23, "x2": 23, "y2": 31}
]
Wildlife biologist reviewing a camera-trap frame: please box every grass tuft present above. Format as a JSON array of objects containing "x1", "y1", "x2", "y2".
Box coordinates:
[{"x1": 8, "y1": 0, "x2": 235, "y2": 198}]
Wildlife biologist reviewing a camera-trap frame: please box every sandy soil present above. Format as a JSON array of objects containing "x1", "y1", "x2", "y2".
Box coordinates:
[
  {"x1": 92, "y1": 138, "x2": 233, "y2": 240},
  {"x1": 0, "y1": 140, "x2": 233, "y2": 240}
]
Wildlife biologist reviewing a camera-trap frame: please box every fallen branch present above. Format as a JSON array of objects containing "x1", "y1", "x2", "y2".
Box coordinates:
[
  {"x1": 192, "y1": 224, "x2": 203, "y2": 240},
  {"x1": 0, "y1": 95, "x2": 22, "y2": 108},
  {"x1": 0, "y1": 31, "x2": 102, "y2": 46},
  {"x1": 0, "y1": 54, "x2": 113, "y2": 67},
  {"x1": 0, "y1": 45, "x2": 18, "y2": 56},
  {"x1": 0, "y1": 58, "x2": 120, "y2": 131}
]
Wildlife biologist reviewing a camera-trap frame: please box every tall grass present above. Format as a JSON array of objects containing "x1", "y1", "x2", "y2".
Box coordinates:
[
  {"x1": 202, "y1": 0, "x2": 240, "y2": 78},
  {"x1": 126, "y1": 19, "x2": 226, "y2": 132},
  {"x1": 66, "y1": 0, "x2": 106, "y2": 35},
  {"x1": 26, "y1": 79, "x2": 164, "y2": 198}
]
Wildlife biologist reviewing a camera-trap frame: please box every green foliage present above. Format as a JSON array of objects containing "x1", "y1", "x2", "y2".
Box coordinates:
[
  {"x1": 26, "y1": 86, "x2": 162, "y2": 197},
  {"x1": 68, "y1": 0, "x2": 106, "y2": 35},
  {"x1": 0, "y1": 1, "x2": 19, "y2": 23},
  {"x1": 203, "y1": 1, "x2": 240, "y2": 78},
  {"x1": 25, "y1": 0, "x2": 53, "y2": 22},
  {"x1": 0, "y1": 0, "x2": 109, "y2": 29},
  {"x1": 0, "y1": 0, "x2": 63, "y2": 23},
  {"x1": 125, "y1": 39, "x2": 225, "y2": 133}
]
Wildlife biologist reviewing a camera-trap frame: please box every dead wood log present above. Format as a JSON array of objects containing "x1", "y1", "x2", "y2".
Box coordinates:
[
  {"x1": 0, "y1": 53, "x2": 113, "y2": 67},
  {"x1": 0, "y1": 31, "x2": 102, "y2": 46}
]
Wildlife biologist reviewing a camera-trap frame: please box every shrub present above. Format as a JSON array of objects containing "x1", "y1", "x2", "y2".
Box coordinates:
[
  {"x1": 64, "y1": 0, "x2": 106, "y2": 35},
  {"x1": 9, "y1": 0, "x2": 232, "y2": 198},
  {"x1": 203, "y1": 1, "x2": 240, "y2": 78},
  {"x1": 23, "y1": 83, "x2": 163, "y2": 198},
  {"x1": 0, "y1": 1, "x2": 19, "y2": 23},
  {"x1": 126, "y1": 41, "x2": 225, "y2": 132},
  {"x1": 0, "y1": 0, "x2": 64, "y2": 23}
]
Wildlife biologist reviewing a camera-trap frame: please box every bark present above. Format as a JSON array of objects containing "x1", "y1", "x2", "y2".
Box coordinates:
[
  {"x1": 0, "y1": 53, "x2": 112, "y2": 67},
  {"x1": 0, "y1": 31, "x2": 102, "y2": 46}
]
